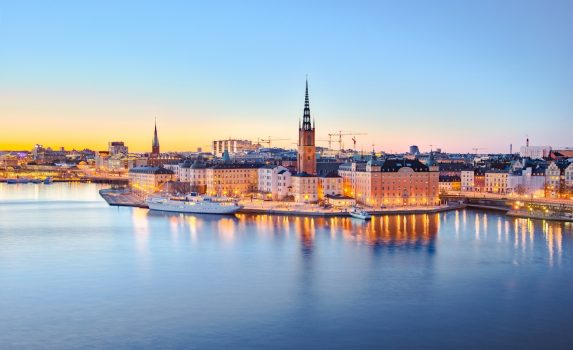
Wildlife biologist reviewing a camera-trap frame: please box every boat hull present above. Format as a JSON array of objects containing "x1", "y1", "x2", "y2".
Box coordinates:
[
  {"x1": 349, "y1": 212, "x2": 372, "y2": 220},
  {"x1": 148, "y1": 201, "x2": 242, "y2": 215}
]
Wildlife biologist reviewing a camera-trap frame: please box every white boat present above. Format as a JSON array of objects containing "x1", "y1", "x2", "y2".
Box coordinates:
[
  {"x1": 147, "y1": 193, "x2": 243, "y2": 215},
  {"x1": 349, "y1": 206, "x2": 372, "y2": 220}
]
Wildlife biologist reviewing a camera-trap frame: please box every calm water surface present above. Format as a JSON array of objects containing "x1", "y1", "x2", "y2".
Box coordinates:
[{"x1": 1, "y1": 183, "x2": 572, "y2": 349}]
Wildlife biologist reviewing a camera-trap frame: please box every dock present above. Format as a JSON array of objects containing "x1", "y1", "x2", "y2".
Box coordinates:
[{"x1": 99, "y1": 189, "x2": 148, "y2": 208}]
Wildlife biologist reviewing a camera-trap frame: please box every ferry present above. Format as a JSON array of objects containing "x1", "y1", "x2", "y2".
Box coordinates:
[
  {"x1": 348, "y1": 206, "x2": 372, "y2": 220},
  {"x1": 147, "y1": 193, "x2": 243, "y2": 215}
]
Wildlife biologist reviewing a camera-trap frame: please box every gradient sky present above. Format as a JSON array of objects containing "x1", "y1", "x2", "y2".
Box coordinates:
[{"x1": 1, "y1": 0, "x2": 572, "y2": 153}]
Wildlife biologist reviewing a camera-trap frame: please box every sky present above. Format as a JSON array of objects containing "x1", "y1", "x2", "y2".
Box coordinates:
[{"x1": 1, "y1": 0, "x2": 572, "y2": 153}]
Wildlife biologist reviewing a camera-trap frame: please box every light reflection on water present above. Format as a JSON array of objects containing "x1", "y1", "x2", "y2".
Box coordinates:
[{"x1": 1, "y1": 184, "x2": 573, "y2": 349}]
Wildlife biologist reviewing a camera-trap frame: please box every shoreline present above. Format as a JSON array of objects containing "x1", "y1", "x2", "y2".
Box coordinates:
[
  {"x1": 98, "y1": 189, "x2": 465, "y2": 217},
  {"x1": 98, "y1": 189, "x2": 573, "y2": 222}
]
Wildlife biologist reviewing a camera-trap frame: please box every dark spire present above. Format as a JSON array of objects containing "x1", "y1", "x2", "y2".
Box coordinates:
[
  {"x1": 152, "y1": 118, "x2": 159, "y2": 148},
  {"x1": 302, "y1": 78, "x2": 312, "y2": 131}
]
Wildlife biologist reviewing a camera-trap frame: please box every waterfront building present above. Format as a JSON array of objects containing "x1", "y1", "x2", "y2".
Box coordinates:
[
  {"x1": 212, "y1": 139, "x2": 257, "y2": 157},
  {"x1": 206, "y1": 163, "x2": 262, "y2": 197},
  {"x1": 257, "y1": 165, "x2": 292, "y2": 200},
  {"x1": 0, "y1": 153, "x2": 20, "y2": 167},
  {"x1": 324, "y1": 194, "x2": 356, "y2": 208},
  {"x1": 485, "y1": 170, "x2": 509, "y2": 193},
  {"x1": 545, "y1": 161, "x2": 571, "y2": 198},
  {"x1": 507, "y1": 166, "x2": 545, "y2": 196},
  {"x1": 318, "y1": 171, "x2": 343, "y2": 199},
  {"x1": 460, "y1": 170, "x2": 474, "y2": 192},
  {"x1": 128, "y1": 166, "x2": 174, "y2": 194},
  {"x1": 292, "y1": 173, "x2": 319, "y2": 203},
  {"x1": 165, "y1": 157, "x2": 209, "y2": 194},
  {"x1": 474, "y1": 169, "x2": 486, "y2": 192},
  {"x1": 338, "y1": 155, "x2": 440, "y2": 207},
  {"x1": 439, "y1": 175, "x2": 461, "y2": 193},
  {"x1": 566, "y1": 163, "x2": 573, "y2": 188}
]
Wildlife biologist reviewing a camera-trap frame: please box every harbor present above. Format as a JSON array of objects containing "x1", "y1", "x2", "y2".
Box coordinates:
[
  {"x1": 99, "y1": 188, "x2": 466, "y2": 217},
  {"x1": 99, "y1": 188, "x2": 573, "y2": 221}
]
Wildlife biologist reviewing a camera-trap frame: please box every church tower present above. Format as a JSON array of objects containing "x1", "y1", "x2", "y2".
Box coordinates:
[
  {"x1": 151, "y1": 119, "x2": 160, "y2": 158},
  {"x1": 297, "y1": 79, "x2": 316, "y2": 175}
]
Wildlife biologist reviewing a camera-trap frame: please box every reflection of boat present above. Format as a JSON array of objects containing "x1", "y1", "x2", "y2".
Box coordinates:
[
  {"x1": 44, "y1": 177, "x2": 54, "y2": 184},
  {"x1": 147, "y1": 193, "x2": 243, "y2": 215},
  {"x1": 349, "y1": 206, "x2": 372, "y2": 220}
]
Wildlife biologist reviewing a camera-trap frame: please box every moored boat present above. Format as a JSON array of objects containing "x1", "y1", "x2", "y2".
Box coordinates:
[
  {"x1": 147, "y1": 193, "x2": 243, "y2": 215},
  {"x1": 6, "y1": 177, "x2": 30, "y2": 184},
  {"x1": 44, "y1": 177, "x2": 54, "y2": 184},
  {"x1": 349, "y1": 206, "x2": 372, "y2": 220},
  {"x1": 31, "y1": 178, "x2": 43, "y2": 184}
]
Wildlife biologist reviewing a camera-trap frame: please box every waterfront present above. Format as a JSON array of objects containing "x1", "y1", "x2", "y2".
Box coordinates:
[{"x1": 1, "y1": 183, "x2": 573, "y2": 349}]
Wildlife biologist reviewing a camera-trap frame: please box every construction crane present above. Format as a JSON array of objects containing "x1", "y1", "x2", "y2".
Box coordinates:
[
  {"x1": 328, "y1": 131, "x2": 367, "y2": 151},
  {"x1": 259, "y1": 137, "x2": 289, "y2": 148}
]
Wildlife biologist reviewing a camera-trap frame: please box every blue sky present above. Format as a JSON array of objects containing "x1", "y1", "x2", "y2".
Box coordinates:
[{"x1": 1, "y1": 0, "x2": 572, "y2": 152}]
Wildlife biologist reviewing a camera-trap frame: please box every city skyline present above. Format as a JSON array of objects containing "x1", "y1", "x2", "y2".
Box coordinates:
[{"x1": 1, "y1": 0, "x2": 572, "y2": 152}]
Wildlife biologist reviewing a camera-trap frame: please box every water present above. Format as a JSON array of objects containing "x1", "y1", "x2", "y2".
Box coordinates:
[{"x1": 1, "y1": 183, "x2": 572, "y2": 349}]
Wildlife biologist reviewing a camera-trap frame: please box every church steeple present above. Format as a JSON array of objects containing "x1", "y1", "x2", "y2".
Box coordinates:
[
  {"x1": 151, "y1": 119, "x2": 160, "y2": 158},
  {"x1": 297, "y1": 78, "x2": 316, "y2": 175},
  {"x1": 302, "y1": 79, "x2": 312, "y2": 131}
]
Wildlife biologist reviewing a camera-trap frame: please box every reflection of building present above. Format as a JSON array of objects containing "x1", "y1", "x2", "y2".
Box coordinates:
[
  {"x1": 212, "y1": 139, "x2": 257, "y2": 157},
  {"x1": 129, "y1": 166, "x2": 174, "y2": 194},
  {"x1": 341, "y1": 214, "x2": 439, "y2": 248}
]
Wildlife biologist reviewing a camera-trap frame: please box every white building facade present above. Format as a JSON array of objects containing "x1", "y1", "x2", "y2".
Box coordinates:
[{"x1": 257, "y1": 165, "x2": 292, "y2": 200}]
